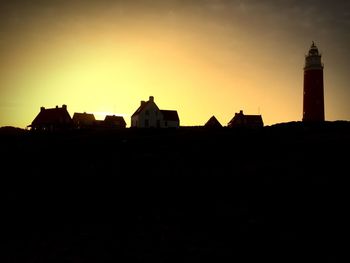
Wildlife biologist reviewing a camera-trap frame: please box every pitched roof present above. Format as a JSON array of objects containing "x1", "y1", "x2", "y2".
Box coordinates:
[
  {"x1": 205, "y1": 116, "x2": 222, "y2": 128},
  {"x1": 160, "y1": 110, "x2": 179, "y2": 122},
  {"x1": 228, "y1": 112, "x2": 263, "y2": 127},
  {"x1": 31, "y1": 106, "x2": 72, "y2": 126},
  {"x1": 72, "y1": 112, "x2": 95, "y2": 123},
  {"x1": 131, "y1": 101, "x2": 151, "y2": 117},
  {"x1": 104, "y1": 115, "x2": 126, "y2": 125}
]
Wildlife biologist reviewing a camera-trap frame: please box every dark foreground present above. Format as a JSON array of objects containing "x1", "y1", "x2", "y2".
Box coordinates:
[{"x1": 2, "y1": 122, "x2": 349, "y2": 262}]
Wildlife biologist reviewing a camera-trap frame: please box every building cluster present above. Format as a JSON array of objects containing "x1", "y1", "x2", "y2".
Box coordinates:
[
  {"x1": 28, "y1": 42, "x2": 325, "y2": 131},
  {"x1": 28, "y1": 96, "x2": 263, "y2": 131},
  {"x1": 28, "y1": 104, "x2": 127, "y2": 131}
]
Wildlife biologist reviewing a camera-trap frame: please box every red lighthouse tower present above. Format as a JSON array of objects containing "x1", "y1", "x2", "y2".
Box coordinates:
[{"x1": 303, "y1": 42, "x2": 325, "y2": 122}]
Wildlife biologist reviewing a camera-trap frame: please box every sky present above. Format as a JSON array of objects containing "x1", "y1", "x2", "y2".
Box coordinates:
[{"x1": 1, "y1": 0, "x2": 349, "y2": 128}]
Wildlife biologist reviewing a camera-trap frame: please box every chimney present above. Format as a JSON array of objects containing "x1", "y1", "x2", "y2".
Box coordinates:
[
  {"x1": 141, "y1": 101, "x2": 146, "y2": 106},
  {"x1": 56, "y1": 105, "x2": 58, "y2": 109},
  {"x1": 40, "y1": 106, "x2": 45, "y2": 112},
  {"x1": 62, "y1": 104, "x2": 67, "y2": 109},
  {"x1": 239, "y1": 110, "x2": 243, "y2": 115},
  {"x1": 149, "y1": 96, "x2": 154, "y2": 102}
]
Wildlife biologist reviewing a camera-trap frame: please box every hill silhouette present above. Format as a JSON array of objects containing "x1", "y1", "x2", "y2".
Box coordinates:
[
  {"x1": 0, "y1": 126, "x2": 26, "y2": 135},
  {"x1": 2, "y1": 122, "x2": 349, "y2": 262}
]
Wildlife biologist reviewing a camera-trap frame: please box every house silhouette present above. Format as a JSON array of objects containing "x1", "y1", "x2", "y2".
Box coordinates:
[
  {"x1": 228, "y1": 110, "x2": 263, "y2": 128},
  {"x1": 104, "y1": 115, "x2": 126, "y2": 129},
  {"x1": 131, "y1": 96, "x2": 179, "y2": 128},
  {"x1": 72, "y1": 112, "x2": 96, "y2": 129},
  {"x1": 29, "y1": 105, "x2": 73, "y2": 131}
]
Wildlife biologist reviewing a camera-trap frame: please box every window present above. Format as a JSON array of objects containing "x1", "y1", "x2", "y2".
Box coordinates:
[
  {"x1": 145, "y1": 110, "x2": 149, "y2": 116},
  {"x1": 165, "y1": 121, "x2": 168, "y2": 127},
  {"x1": 145, "y1": 119, "x2": 149, "y2": 127}
]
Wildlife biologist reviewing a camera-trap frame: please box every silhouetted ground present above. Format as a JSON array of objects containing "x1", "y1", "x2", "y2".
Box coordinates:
[{"x1": 2, "y1": 122, "x2": 349, "y2": 262}]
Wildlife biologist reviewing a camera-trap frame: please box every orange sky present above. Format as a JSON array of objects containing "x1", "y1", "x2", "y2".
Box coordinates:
[{"x1": 1, "y1": 1, "x2": 349, "y2": 128}]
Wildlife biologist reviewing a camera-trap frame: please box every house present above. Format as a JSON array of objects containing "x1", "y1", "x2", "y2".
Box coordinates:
[
  {"x1": 204, "y1": 116, "x2": 222, "y2": 128},
  {"x1": 29, "y1": 104, "x2": 73, "y2": 131},
  {"x1": 228, "y1": 110, "x2": 263, "y2": 128},
  {"x1": 160, "y1": 110, "x2": 180, "y2": 128},
  {"x1": 104, "y1": 115, "x2": 126, "y2": 128},
  {"x1": 72, "y1": 112, "x2": 95, "y2": 129},
  {"x1": 131, "y1": 96, "x2": 179, "y2": 128}
]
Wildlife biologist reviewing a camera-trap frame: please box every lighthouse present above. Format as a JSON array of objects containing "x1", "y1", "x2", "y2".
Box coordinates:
[{"x1": 303, "y1": 42, "x2": 325, "y2": 122}]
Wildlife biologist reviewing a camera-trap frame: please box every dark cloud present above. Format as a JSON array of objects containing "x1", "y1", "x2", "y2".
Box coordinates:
[
  {"x1": 1, "y1": 0, "x2": 349, "y2": 62},
  {"x1": 1, "y1": 0, "x2": 349, "y2": 48},
  {"x1": 1, "y1": 0, "x2": 349, "y2": 64}
]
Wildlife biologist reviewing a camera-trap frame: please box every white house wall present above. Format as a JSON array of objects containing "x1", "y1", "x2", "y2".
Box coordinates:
[
  {"x1": 131, "y1": 115, "x2": 139, "y2": 127},
  {"x1": 132, "y1": 102, "x2": 162, "y2": 128}
]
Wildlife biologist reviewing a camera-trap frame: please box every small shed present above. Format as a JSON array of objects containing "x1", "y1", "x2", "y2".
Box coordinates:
[{"x1": 204, "y1": 116, "x2": 222, "y2": 128}]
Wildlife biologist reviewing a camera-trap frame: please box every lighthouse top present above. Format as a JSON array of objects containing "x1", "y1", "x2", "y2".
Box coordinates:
[
  {"x1": 308, "y1": 41, "x2": 320, "y2": 56},
  {"x1": 305, "y1": 41, "x2": 323, "y2": 70}
]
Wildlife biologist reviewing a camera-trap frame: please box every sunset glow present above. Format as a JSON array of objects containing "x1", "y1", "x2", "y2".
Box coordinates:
[{"x1": 1, "y1": 1, "x2": 349, "y2": 128}]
